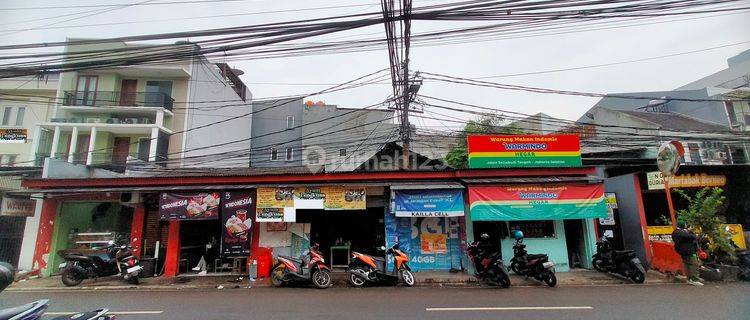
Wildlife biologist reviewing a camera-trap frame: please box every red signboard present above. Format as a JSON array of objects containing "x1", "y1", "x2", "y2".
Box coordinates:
[{"x1": 467, "y1": 134, "x2": 582, "y2": 168}]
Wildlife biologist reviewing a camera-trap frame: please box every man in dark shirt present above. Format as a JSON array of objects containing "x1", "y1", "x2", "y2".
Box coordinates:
[{"x1": 672, "y1": 221, "x2": 703, "y2": 286}]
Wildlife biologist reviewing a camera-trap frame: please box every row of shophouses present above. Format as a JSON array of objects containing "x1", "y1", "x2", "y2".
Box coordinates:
[{"x1": 0, "y1": 42, "x2": 749, "y2": 278}]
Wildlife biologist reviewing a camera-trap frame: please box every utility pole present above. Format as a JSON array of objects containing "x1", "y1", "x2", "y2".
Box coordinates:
[{"x1": 381, "y1": 0, "x2": 413, "y2": 169}]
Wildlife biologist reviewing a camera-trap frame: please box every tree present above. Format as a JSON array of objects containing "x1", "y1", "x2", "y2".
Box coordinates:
[
  {"x1": 675, "y1": 187, "x2": 736, "y2": 265},
  {"x1": 444, "y1": 114, "x2": 523, "y2": 169}
]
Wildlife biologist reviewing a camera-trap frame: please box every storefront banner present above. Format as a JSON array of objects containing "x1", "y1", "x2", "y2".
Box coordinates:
[
  {"x1": 159, "y1": 192, "x2": 220, "y2": 220},
  {"x1": 469, "y1": 184, "x2": 606, "y2": 221},
  {"x1": 255, "y1": 208, "x2": 284, "y2": 222},
  {"x1": 1, "y1": 197, "x2": 36, "y2": 217},
  {"x1": 393, "y1": 189, "x2": 465, "y2": 217},
  {"x1": 467, "y1": 134, "x2": 581, "y2": 168},
  {"x1": 0, "y1": 128, "x2": 27, "y2": 144},
  {"x1": 221, "y1": 191, "x2": 254, "y2": 256},
  {"x1": 256, "y1": 186, "x2": 366, "y2": 210},
  {"x1": 646, "y1": 171, "x2": 727, "y2": 190}
]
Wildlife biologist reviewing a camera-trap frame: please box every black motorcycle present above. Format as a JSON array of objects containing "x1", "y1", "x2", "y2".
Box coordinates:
[
  {"x1": 0, "y1": 262, "x2": 115, "y2": 320},
  {"x1": 510, "y1": 238, "x2": 557, "y2": 287},
  {"x1": 592, "y1": 236, "x2": 646, "y2": 283},
  {"x1": 467, "y1": 241, "x2": 511, "y2": 288},
  {"x1": 58, "y1": 241, "x2": 142, "y2": 286}
]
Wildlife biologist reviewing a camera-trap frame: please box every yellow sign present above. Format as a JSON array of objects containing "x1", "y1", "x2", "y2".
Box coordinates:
[
  {"x1": 646, "y1": 172, "x2": 727, "y2": 190},
  {"x1": 647, "y1": 225, "x2": 674, "y2": 242},
  {"x1": 724, "y1": 224, "x2": 747, "y2": 250},
  {"x1": 420, "y1": 233, "x2": 447, "y2": 254},
  {"x1": 323, "y1": 186, "x2": 366, "y2": 210},
  {"x1": 256, "y1": 187, "x2": 294, "y2": 208}
]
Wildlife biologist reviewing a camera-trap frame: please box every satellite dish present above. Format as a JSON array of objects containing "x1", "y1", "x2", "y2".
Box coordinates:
[{"x1": 657, "y1": 141, "x2": 684, "y2": 177}]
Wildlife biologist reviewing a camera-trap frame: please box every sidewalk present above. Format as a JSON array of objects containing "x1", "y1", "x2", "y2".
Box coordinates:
[{"x1": 6, "y1": 269, "x2": 677, "y2": 291}]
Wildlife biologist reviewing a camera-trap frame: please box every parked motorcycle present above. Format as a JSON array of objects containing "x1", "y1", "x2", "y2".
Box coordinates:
[
  {"x1": 271, "y1": 243, "x2": 331, "y2": 289},
  {"x1": 509, "y1": 231, "x2": 557, "y2": 287},
  {"x1": 348, "y1": 243, "x2": 414, "y2": 287},
  {"x1": 0, "y1": 262, "x2": 114, "y2": 320},
  {"x1": 467, "y1": 239, "x2": 510, "y2": 288},
  {"x1": 592, "y1": 236, "x2": 646, "y2": 283},
  {"x1": 58, "y1": 240, "x2": 142, "y2": 287}
]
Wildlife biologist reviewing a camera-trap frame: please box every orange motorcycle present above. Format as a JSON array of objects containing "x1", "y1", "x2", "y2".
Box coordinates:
[{"x1": 348, "y1": 243, "x2": 414, "y2": 287}]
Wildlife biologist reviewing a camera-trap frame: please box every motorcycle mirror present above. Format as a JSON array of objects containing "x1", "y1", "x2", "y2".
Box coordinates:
[
  {"x1": 108, "y1": 240, "x2": 115, "y2": 245},
  {"x1": 379, "y1": 246, "x2": 386, "y2": 251}
]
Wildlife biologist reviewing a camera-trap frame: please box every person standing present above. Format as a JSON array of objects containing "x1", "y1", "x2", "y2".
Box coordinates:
[{"x1": 672, "y1": 221, "x2": 703, "y2": 286}]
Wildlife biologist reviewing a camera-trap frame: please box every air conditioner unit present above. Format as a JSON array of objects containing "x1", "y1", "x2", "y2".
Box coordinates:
[
  {"x1": 68, "y1": 117, "x2": 80, "y2": 123},
  {"x1": 105, "y1": 118, "x2": 119, "y2": 124},
  {"x1": 85, "y1": 118, "x2": 102, "y2": 123},
  {"x1": 51, "y1": 118, "x2": 67, "y2": 123},
  {"x1": 121, "y1": 118, "x2": 139, "y2": 124}
]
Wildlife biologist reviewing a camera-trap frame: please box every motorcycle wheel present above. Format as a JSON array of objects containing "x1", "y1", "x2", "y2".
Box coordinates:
[
  {"x1": 271, "y1": 266, "x2": 286, "y2": 287},
  {"x1": 127, "y1": 275, "x2": 140, "y2": 285},
  {"x1": 543, "y1": 271, "x2": 557, "y2": 287},
  {"x1": 592, "y1": 259, "x2": 606, "y2": 272},
  {"x1": 311, "y1": 269, "x2": 331, "y2": 289},
  {"x1": 630, "y1": 269, "x2": 646, "y2": 284},
  {"x1": 496, "y1": 271, "x2": 511, "y2": 288},
  {"x1": 349, "y1": 268, "x2": 366, "y2": 287},
  {"x1": 400, "y1": 269, "x2": 415, "y2": 287},
  {"x1": 510, "y1": 261, "x2": 522, "y2": 275},
  {"x1": 61, "y1": 267, "x2": 85, "y2": 287}
]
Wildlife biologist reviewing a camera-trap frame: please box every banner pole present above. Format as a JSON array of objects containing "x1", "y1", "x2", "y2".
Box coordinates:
[{"x1": 663, "y1": 177, "x2": 677, "y2": 229}]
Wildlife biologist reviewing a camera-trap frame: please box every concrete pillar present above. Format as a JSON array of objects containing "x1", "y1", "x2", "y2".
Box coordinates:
[
  {"x1": 155, "y1": 111, "x2": 164, "y2": 127},
  {"x1": 32, "y1": 199, "x2": 58, "y2": 277},
  {"x1": 67, "y1": 127, "x2": 78, "y2": 163},
  {"x1": 86, "y1": 127, "x2": 97, "y2": 165},
  {"x1": 149, "y1": 127, "x2": 159, "y2": 162},
  {"x1": 17, "y1": 198, "x2": 44, "y2": 270},
  {"x1": 164, "y1": 220, "x2": 181, "y2": 277},
  {"x1": 49, "y1": 126, "x2": 61, "y2": 159},
  {"x1": 130, "y1": 204, "x2": 145, "y2": 259},
  {"x1": 28, "y1": 125, "x2": 43, "y2": 164}
]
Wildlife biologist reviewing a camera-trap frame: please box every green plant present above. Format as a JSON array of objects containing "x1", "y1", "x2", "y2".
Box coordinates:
[
  {"x1": 444, "y1": 114, "x2": 524, "y2": 168},
  {"x1": 675, "y1": 187, "x2": 736, "y2": 265}
]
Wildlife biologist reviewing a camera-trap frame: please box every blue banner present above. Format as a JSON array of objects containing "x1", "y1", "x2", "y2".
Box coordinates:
[{"x1": 393, "y1": 189, "x2": 465, "y2": 217}]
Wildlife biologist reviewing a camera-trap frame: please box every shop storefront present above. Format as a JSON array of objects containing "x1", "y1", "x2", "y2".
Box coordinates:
[
  {"x1": 385, "y1": 186, "x2": 466, "y2": 272},
  {"x1": 253, "y1": 185, "x2": 377, "y2": 271},
  {"x1": 467, "y1": 183, "x2": 606, "y2": 272}
]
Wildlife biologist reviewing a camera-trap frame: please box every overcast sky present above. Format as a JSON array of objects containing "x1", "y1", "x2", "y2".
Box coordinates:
[{"x1": 1, "y1": 0, "x2": 749, "y2": 128}]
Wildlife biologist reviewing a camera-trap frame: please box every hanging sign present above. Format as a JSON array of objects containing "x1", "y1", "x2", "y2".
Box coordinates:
[
  {"x1": 599, "y1": 193, "x2": 617, "y2": 226},
  {"x1": 1, "y1": 197, "x2": 36, "y2": 217},
  {"x1": 467, "y1": 134, "x2": 581, "y2": 168},
  {"x1": 221, "y1": 191, "x2": 254, "y2": 256},
  {"x1": 159, "y1": 192, "x2": 220, "y2": 220},
  {"x1": 469, "y1": 184, "x2": 606, "y2": 221},
  {"x1": 255, "y1": 208, "x2": 285, "y2": 222},
  {"x1": 393, "y1": 189, "x2": 465, "y2": 217},
  {"x1": 646, "y1": 172, "x2": 726, "y2": 190},
  {"x1": 0, "y1": 129, "x2": 27, "y2": 144},
  {"x1": 256, "y1": 186, "x2": 366, "y2": 211}
]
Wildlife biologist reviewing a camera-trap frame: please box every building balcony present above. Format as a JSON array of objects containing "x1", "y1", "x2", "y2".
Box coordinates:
[{"x1": 63, "y1": 91, "x2": 174, "y2": 111}]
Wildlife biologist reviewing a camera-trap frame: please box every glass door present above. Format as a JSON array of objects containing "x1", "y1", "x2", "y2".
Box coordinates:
[{"x1": 76, "y1": 76, "x2": 99, "y2": 106}]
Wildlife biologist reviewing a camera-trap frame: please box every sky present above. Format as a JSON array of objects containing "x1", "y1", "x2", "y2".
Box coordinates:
[{"x1": 1, "y1": 0, "x2": 749, "y2": 129}]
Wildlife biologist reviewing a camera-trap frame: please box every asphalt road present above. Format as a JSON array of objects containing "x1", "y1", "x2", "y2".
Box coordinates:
[{"x1": 1, "y1": 283, "x2": 748, "y2": 320}]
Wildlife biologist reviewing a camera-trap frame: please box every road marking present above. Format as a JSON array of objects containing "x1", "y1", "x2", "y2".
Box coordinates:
[
  {"x1": 426, "y1": 306, "x2": 593, "y2": 311},
  {"x1": 46, "y1": 311, "x2": 163, "y2": 315}
]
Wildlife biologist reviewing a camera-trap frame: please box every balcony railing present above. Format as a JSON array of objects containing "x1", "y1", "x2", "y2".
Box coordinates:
[{"x1": 63, "y1": 91, "x2": 174, "y2": 111}]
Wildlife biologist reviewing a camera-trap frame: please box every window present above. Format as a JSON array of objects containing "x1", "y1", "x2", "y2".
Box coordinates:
[
  {"x1": 285, "y1": 148, "x2": 293, "y2": 161},
  {"x1": 14, "y1": 107, "x2": 25, "y2": 126},
  {"x1": 339, "y1": 148, "x2": 347, "y2": 157},
  {"x1": 76, "y1": 76, "x2": 98, "y2": 106},
  {"x1": 508, "y1": 221, "x2": 555, "y2": 238},
  {"x1": 270, "y1": 148, "x2": 278, "y2": 161},
  {"x1": 286, "y1": 116, "x2": 294, "y2": 129},
  {"x1": 1, "y1": 107, "x2": 11, "y2": 125}
]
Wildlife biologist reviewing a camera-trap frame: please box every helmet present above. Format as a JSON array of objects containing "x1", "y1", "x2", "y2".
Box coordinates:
[
  {"x1": 0, "y1": 262, "x2": 13, "y2": 293},
  {"x1": 480, "y1": 233, "x2": 490, "y2": 240},
  {"x1": 512, "y1": 230, "x2": 524, "y2": 240}
]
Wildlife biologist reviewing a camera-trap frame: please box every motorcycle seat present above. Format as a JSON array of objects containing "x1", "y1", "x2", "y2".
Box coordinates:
[
  {"x1": 527, "y1": 254, "x2": 547, "y2": 260},
  {"x1": 280, "y1": 256, "x2": 302, "y2": 264},
  {"x1": 0, "y1": 302, "x2": 36, "y2": 319},
  {"x1": 613, "y1": 250, "x2": 636, "y2": 257},
  {"x1": 372, "y1": 256, "x2": 386, "y2": 262}
]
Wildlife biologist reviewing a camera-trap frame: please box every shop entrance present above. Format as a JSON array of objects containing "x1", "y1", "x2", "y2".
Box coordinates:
[
  {"x1": 297, "y1": 208, "x2": 384, "y2": 268},
  {"x1": 472, "y1": 221, "x2": 506, "y2": 259},
  {"x1": 179, "y1": 220, "x2": 220, "y2": 274},
  {"x1": 564, "y1": 219, "x2": 586, "y2": 269}
]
